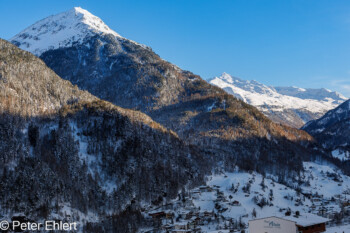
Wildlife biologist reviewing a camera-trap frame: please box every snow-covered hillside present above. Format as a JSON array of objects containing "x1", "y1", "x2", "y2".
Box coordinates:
[
  {"x1": 141, "y1": 161, "x2": 350, "y2": 232},
  {"x1": 11, "y1": 7, "x2": 122, "y2": 55},
  {"x1": 209, "y1": 73, "x2": 347, "y2": 128}
]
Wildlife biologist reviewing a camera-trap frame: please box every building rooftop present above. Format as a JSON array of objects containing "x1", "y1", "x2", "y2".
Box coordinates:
[
  {"x1": 250, "y1": 213, "x2": 329, "y2": 228},
  {"x1": 283, "y1": 213, "x2": 329, "y2": 227}
]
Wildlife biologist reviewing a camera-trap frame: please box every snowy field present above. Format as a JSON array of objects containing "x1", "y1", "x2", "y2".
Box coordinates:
[{"x1": 326, "y1": 224, "x2": 350, "y2": 233}]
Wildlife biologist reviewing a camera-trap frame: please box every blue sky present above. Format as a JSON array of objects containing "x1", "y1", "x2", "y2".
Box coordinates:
[{"x1": 1, "y1": 0, "x2": 350, "y2": 97}]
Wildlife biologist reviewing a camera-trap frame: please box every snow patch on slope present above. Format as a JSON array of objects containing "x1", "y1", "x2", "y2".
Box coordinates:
[
  {"x1": 70, "y1": 122, "x2": 119, "y2": 194},
  {"x1": 301, "y1": 162, "x2": 350, "y2": 199},
  {"x1": 332, "y1": 149, "x2": 350, "y2": 161}
]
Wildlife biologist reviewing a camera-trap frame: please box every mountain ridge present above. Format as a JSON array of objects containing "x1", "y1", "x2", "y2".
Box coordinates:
[
  {"x1": 302, "y1": 99, "x2": 350, "y2": 158},
  {"x1": 10, "y1": 7, "x2": 330, "y2": 180},
  {"x1": 11, "y1": 7, "x2": 149, "y2": 56},
  {"x1": 209, "y1": 72, "x2": 347, "y2": 128}
]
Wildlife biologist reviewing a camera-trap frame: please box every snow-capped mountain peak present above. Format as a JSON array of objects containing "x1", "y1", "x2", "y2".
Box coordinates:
[
  {"x1": 68, "y1": 7, "x2": 120, "y2": 36},
  {"x1": 11, "y1": 7, "x2": 121, "y2": 55},
  {"x1": 218, "y1": 72, "x2": 241, "y2": 84},
  {"x1": 211, "y1": 73, "x2": 276, "y2": 98},
  {"x1": 209, "y1": 72, "x2": 348, "y2": 128}
]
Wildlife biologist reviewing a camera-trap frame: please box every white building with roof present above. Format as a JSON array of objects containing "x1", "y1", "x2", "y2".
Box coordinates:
[
  {"x1": 249, "y1": 214, "x2": 329, "y2": 233},
  {"x1": 249, "y1": 216, "x2": 297, "y2": 233}
]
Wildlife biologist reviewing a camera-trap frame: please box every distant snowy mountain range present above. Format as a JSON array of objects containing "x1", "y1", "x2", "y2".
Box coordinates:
[{"x1": 209, "y1": 73, "x2": 348, "y2": 128}]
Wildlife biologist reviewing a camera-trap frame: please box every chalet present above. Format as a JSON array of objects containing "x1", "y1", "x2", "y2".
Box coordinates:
[
  {"x1": 215, "y1": 196, "x2": 226, "y2": 202},
  {"x1": 301, "y1": 192, "x2": 313, "y2": 198},
  {"x1": 179, "y1": 211, "x2": 189, "y2": 219},
  {"x1": 199, "y1": 185, "x2": 212, "y2": 192},
  {"x1": 174, "y1": 223, "x2": 190, "y2": 230},
  {"x1": 192, "y1": 217, "x2": 203, "y2": 225},
  {"x1": 172, "y1": 230, "x2": 192, "y2": 233},
  {"x1": 286, "y1": 214, "x2": 329, "y2": 233},
  {"x1": 191, "y1": 190, "x2": 201, "y2": 194},
  {"x1": 231, "y1": 200, "x2": 240, "y2": 206},
  {"x1": 149, "y1": 211, "x2": 166, "y2": 219},
  {"x1": 249, "y1": 214, "x2": 329, "y2": 233},
  {"x1": 318, "y1": 207, "x2": 327, "y2": 216},
  {"x1": 185, "y1": 212, "x2": 194, "y2": 220},
  {"x1": 203, "y1": 211, "x2": 214, "y2": 217},
  {"x1": 161, "y1": 224, "x2": 173, "y2": 231},
  {"x1": 166, "y1": 212, "x2": 174, "y2": 219},
  {"x1": 312, "y1": 198, "x2": 322, "y2": 203},
  {"x1": 343, "y1": 201, "x2": 350, "y2": 207}
]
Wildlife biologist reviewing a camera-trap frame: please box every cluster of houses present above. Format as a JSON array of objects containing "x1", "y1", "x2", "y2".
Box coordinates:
[
  {"x1": 249, "y1": 214, "x2": 329, "y2": 233},
  {"x1": 142, "y1": 185, "x2": 245, "y2": 232},
  {"x1": 301, "y1": 191, "x2": 350, "y2": 220},
  {"x1": 141, "y1": 182, "x2": 342, "y2": 233},
  {"x1": 147, "y1": 210, "x2": 215, "y2": 233},
  {"x1": 145, "y1": 209, "x2": 331, "y2": 233}
]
